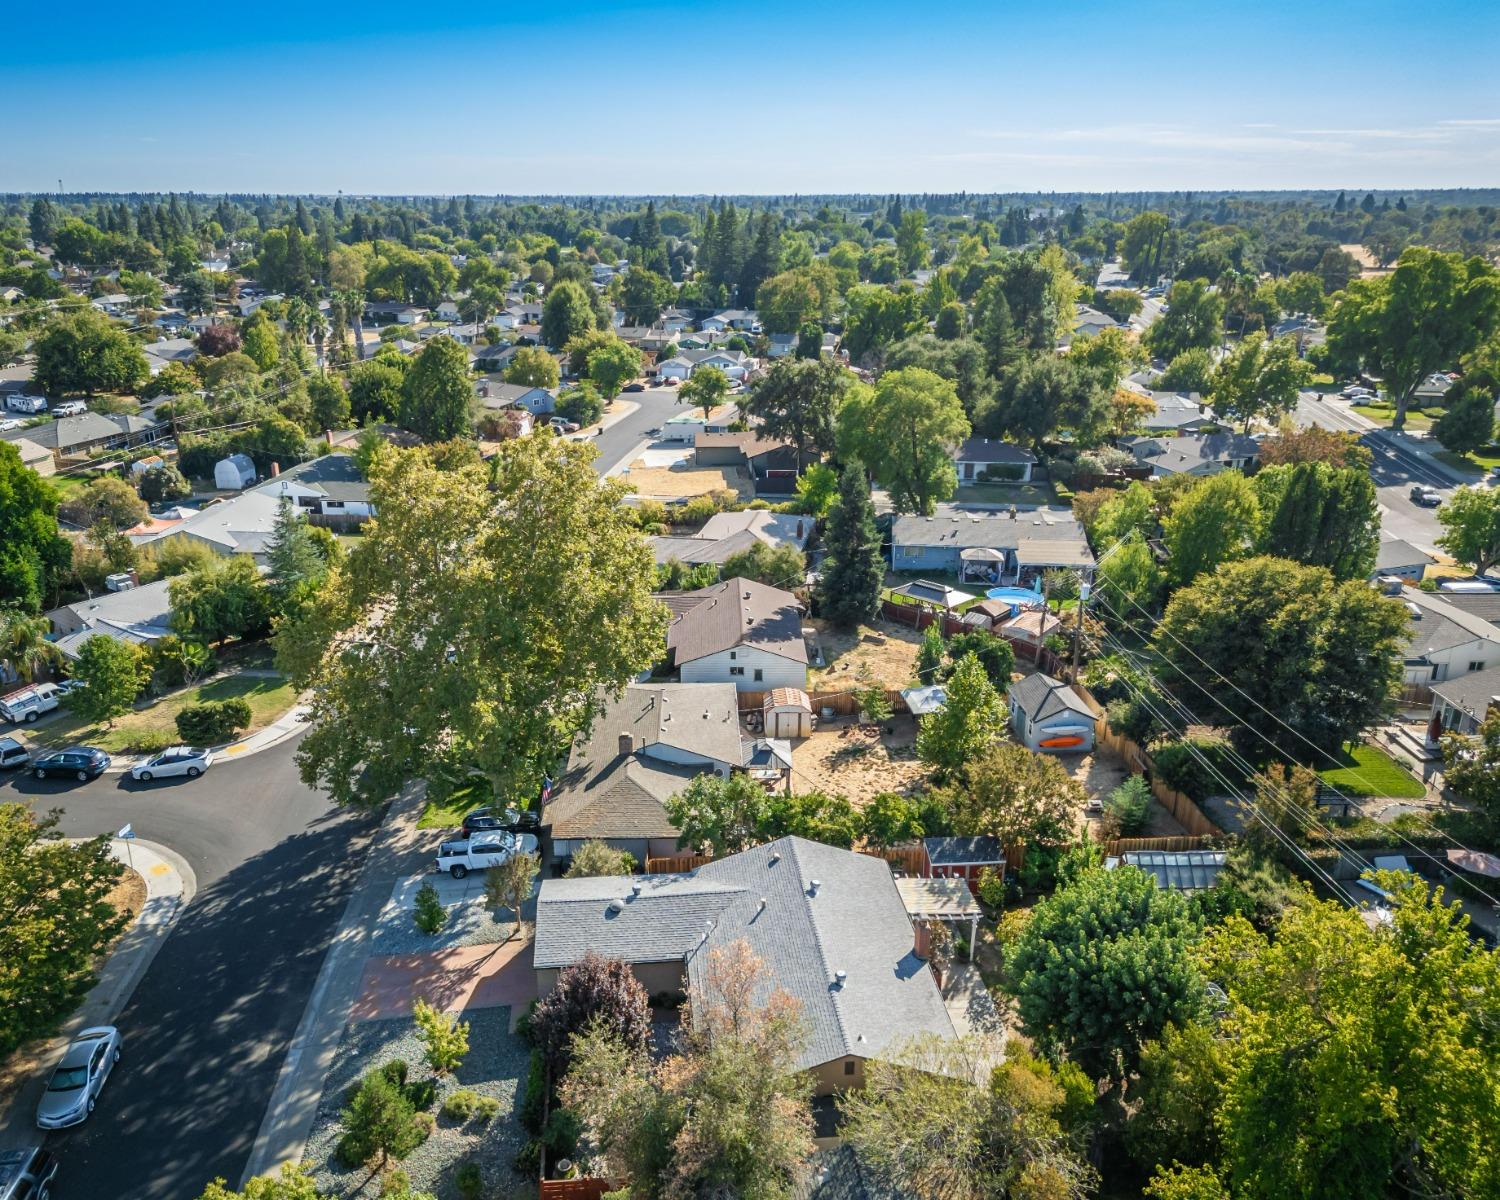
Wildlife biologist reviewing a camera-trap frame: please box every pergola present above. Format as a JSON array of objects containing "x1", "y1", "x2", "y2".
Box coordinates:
[{"x1": 895, "y1": 876, "x2": 982, "y2": 960}]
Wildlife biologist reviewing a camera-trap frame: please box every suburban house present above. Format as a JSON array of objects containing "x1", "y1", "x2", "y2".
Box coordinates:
[
  {"x1": 1374, "y1": 537, "x2": 1436, "y2": 583},
  {"x1": 90, "y1": 293, "x2": 133, "y2": 317},
  {"x1": 650, "y1": 510, "x2": 814, "y2": 570},
  {"x1": 471, "y1": 344, "x2": 520, "y2": 373},
  {"x1": 46, "y1": 579, "x2": 174, "y2": 660},
  {"x1": 365, "y1": 300, "x2": 427, "y2": 326},
  {"x1": 435, "y1": 300, "x2": 463, "y2": 322},
  {"x1": 694, "y1": 431, "x2": 800, "y2": 490},
  {"x1": 661, "y1": 403, "x2": 742, "y2": 443},
  {"x1": 1119, "y1": 432, "x2": 1261, "y2": 477},
  {"x1": 236, "y1": 293, "x2": 283, "y2": 317},
  {"x1": 1008, "y1": 672, "x2": 1096, "y2": 753},
  {"x1": 1068, "y1": 304, "x2": 1122, "y2": 343},
  {"x1": 890, "y1": 506, "x2": 1094, "y2": 586},
  {"x1": 476, "y1": 379, "x2": 555, "y2": 415},
  {"x1": 615, "y1": 326, "x2": 681, "y2": 355},
  {"x1": 10, "y1": 437, "x2": 54, "y2": 477},
  {"x1": 677, "y1": 329, "x2": 732, "y2": 351},
  {"x1": 657, "y1": 349, "x2": 751, "y2": 383},
  {"x1": 133, "y1": 487, "x2": 295, "y2": 561},
  {"x1": 255, "y1": 454, "x2": 375, "y2": 520},
  {"x1": 700, "y1": 309, "x2": 761, "y2": 333},
  {"x1": 1399, "y1": 587, "x2": 1500, "y2": 686},
  {"x1": 2, "y1": 412, "x2": 160, "y2": 460},
  {"x1": 1125, "y1": 389, "x2": 1220, "y2": 434},
  {"x1": 532, "y1": 835, "x2": 957, "y2": 1094},
  {"x1": 541, "y1": 682, "x2": 789, "y2": 864},
  {"x1": 1427, "y1": 664, "x2": 1500, "y2": 743},
  {"x1": 767, "y1": 333, "x2": 799, "y2": 358},
  {"x1": 663, "y1": 577, "x2": 809, "y2": 691},
  {"x1": 142, "y1": 337, "x2": 199, "y2": 375},
  {"x1": 951, "y1": 437, "x2": 1037, "y2": 484}
]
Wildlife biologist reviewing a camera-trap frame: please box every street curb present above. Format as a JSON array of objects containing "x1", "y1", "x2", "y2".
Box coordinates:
[{"x1": 98, "y1": 704, "x2": 312, "y2": 775}]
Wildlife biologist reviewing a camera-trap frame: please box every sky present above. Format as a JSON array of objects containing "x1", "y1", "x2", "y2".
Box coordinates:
[{"x1": 4, "y1": 0, "x2": 1499, "y2": 194}]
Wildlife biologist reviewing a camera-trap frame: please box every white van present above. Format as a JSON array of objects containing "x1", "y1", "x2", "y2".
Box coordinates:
[
  {"x1": 4, "y1": 394, "x2": 46, "y2": 415},
  {"x1": 52, "y1": 401, "x2": 86, "y2": 417},
  {"x1": 0, "y1": 684, "x2": 60, "y2": 724}
]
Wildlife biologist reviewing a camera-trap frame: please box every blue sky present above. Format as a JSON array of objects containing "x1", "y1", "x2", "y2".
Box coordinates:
[{"x1": 5, "y1": 0, "x2": 1498, "y2": 193}]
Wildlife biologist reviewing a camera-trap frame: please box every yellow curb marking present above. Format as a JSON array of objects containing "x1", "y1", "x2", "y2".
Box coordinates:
[
  {"x1": 149, "y1": 863, "x2": 170, "y2": 876},
  {"x1": 223, "y1": 744, "x2": 246, "y2": 756}
]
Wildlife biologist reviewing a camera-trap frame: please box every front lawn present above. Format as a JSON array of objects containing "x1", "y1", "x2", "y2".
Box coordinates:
[
  {"x1": 952, "y1": 479, "x2": 1059, "y2": 506},
  {"x1": 417, "y1": 779, "x2": 491, "y2": 830},
  {"x1": 1351, "y1": 403, "x2": 1434, "y2": 431},
  {"x1": 31, "y1": 673, "x2": 297, "y2": 754},
  {"x1": 1317, "y1": 743, "x2": 1426, "y2": 800},
  {"x1": 1435, "y1": 448, "x2": 1500, "y2": 474}
]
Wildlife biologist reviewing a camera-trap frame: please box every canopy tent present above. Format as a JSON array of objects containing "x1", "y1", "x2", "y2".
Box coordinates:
[
  {"x1": 1448, "y1": 847, "x2": 1500, "y2": 878},
  {"x1": 889, "y1": 579, "x2": 977, "y2": 612},
  {"x1": 958, "y1": 545, "x2": 1008, "y2": 585}
]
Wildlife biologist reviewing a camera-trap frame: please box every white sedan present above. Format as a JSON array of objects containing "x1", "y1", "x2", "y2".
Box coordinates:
[{"x1": 131, "y1": 746, "x2": 213, "y2": 782}]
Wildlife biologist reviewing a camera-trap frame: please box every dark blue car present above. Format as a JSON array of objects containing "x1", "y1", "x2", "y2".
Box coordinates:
[{"x1": 32, "y1": 745, "x2": 111, "y2": 782}]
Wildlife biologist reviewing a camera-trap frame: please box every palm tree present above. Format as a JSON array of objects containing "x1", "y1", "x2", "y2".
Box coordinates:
[
  {"x1": 0, "y1": 609, "x2": 62, "y2": 684},
  {"x1": 343, "y1": 289, "x2": 367, "y2": 361},
  {"x1": 309, "y1": 310, "x2": 328, "y2": 374}
]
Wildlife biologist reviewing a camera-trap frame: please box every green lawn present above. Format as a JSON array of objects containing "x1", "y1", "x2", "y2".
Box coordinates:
[
  {"x1": 1351, "y1": 403, "x2": 1435, "y2": 431},
  {"x1": 417, "y1": 779, "x2": 490, "y2": 830},
  {"x1": 952, "y1": 480, "x2": 1059, "y2": 506},
  {"x1": 31, "y1": 673, "x2": 297, "y2": 754},
  {"x1": 1317, "y1": 744, "x2": 1426, "y2": 800},
  {"x1": 1435, "y1": 448, "x2": 1500, "y2": 474}
]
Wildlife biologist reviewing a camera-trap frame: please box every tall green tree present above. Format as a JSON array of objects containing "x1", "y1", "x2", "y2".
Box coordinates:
[
  {"x1": 1207, "y1": 332, "x2": 1313, "y2": 430},
  {"x1": 838, "y1": 367, "x2": 969, "y2": 514},
  {"x1": 504, "y1": 346, "x2": 561, "y2": 389},
  {"x1": 679, "y1": 365, "x2": 730, "y2": 420},
  {"x1": 743, "y1": 356, "x2": 851, "y2": 470},
  {"x1": 0, "y1": 806, "x2": 128, "y2": 1055},
  {"x1": 32, "y1": 310, "x2": 149, "y2": 396},
  {"x1": 169, "y1": 555, "x2": 272, "y2": 646},
  {"x1": 1008, "y1": 863, "x2": 1204, "y2": 1082},
  {"x1": 618, "y1": 267, "x2": 671, "y2": 326},
  {"x1": 1161, "y1": 471, "x2": 1261, "y2": 588},
  {"x1": 1155, "y1": 555, "x2": 1408, "y2": 755},
  {"x1": 541, "y1": 280, "x2": 599, "y2": 349},
  {"x1": 896, "y1": 209, "x2": 930, "y2": 274},
  {"x1": 0, "y1": 443, "x2": 70, "y2": 614},
  {"x1": 666, "y1": 773, "x2": 774, "y2": 857},
  {"x1": 279, "y1": 439, "x2": 665, "y2": 809},
  {"x1": 400, "y1": 336, "x2": 474, "y2": 442},
  {"x1": 265, "y1": 499, "x2": 327, "y2": 618},
  {"x1": 1252, "y1": 462, "x2": 1379, "y2": 581},
  {"x1": 586, "y1": 338, "x2": 643, "y2": 399},
  {"x1": 1436, "y1": 485, "x2": 1500, "y2": 575},
  {"x1": 1146, "y1": 280, "x2": 1226, "y2": 361},
  {"x1": 0, "y1": 609, "x2": 62, "y2": 682},
  {"x1": 70, "y1": 635, "x2": 150, "y2": 727},
  {"x1": 816, "y1": 461, "x2": 884, "y2": 629},
  {"x1": 1324, "y1": 246, "x2": 1500, "y2": 430},
  {"x1": 943, "y1": 741, "x2": 1084, "y2": 848},
  {"x1": 1121, "y1": 211, "x2": 1173, "y2": 282},
  {"x1": 916, "y1": 653, "x2": 1006, "y2": 774}
]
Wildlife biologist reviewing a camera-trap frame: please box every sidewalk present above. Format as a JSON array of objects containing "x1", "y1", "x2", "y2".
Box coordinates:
[
  {"x1": 0, "y1": 838, "x2": 195, "y2": 1148},
  {"x1": 101, "y1": 702, "x2": 311, "y2": 775},
  {"x1": 240, "y1": 781, "x2": 433, "y2": 1185}
]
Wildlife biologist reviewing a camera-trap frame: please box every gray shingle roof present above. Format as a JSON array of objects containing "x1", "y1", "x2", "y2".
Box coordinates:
[
  {"x1": 4, "y1": 412, "x2": 156, "y2": 452},
  {"x1": 1008, "y1": 672, "x2": 1092, "y2": 723},
  {"x1": 1433, "y1": 589, "x2": 1500, "y2": 625},
  {"x1": 1400, "y1": 589, "x2": 1500, "y2": 660},
  {"x1": 665, "y1": 578, "x2": 807, "y2": 666},
  {"x1": 891, "y1": 507, "x2": 1092, "y2": 568},
  {"x1": 256, "y1": 453, "x2": 371, "y2": 503},
  {"x1": 1375, "y1": 537, "x2": 1436, "y2": 574},
  {"x1": 1430, "y1": 663, "x2": 1500, "y2": 719},
  {"x1": 533, "y1": 836, "x2": 956, "y2": 1072},
  {"x1": 1121, "y1": 432, "x2": 1260, "y2": 475},
  {"x1": 924, "y1": 835, "x2": 1003, "y2": 866},
  {"x1": 953, "y1": 438, "x2": 1037, "y2": 466}
]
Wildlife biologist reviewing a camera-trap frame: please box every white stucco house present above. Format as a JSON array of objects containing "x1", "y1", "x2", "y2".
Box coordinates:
[
  {"x1": 663, "y1": 578, "x2": 808, "y2": 692},
  {"x1": 656, "y1": 349, "x2": 751, "y2": 384}
]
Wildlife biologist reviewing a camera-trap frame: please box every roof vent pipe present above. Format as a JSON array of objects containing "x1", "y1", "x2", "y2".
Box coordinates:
[
  {"x1": 808, "y1": 879, "x2": 821, "y2": 896},
  {"x1": 833, "y1": 970, "x2": 847, "y2": 988}
]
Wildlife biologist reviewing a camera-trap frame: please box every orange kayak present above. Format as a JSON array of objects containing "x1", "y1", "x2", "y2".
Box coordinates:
[{"x1": 1038, "y1": 735, "x2": 1087, "y2": 749}]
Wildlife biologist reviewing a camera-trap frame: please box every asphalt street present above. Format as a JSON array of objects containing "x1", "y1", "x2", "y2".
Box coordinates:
[
  {"x1": 2, "y1": 734, "x2": 380, "y2": 1200},
  {"x1": 591, "y1": 384, "x2": 695, "y2": 477}
]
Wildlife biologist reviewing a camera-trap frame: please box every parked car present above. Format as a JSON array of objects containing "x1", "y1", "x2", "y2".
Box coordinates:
[
  {"x1": 130, "y1": 746, "x2": 212, "y2": 782},
  {"x1": 51, "y1": 401, "x2": 86, "y2": 418},
  {"x1": 0, "y1": 419, "x2": 22, "y2": 433},
  {"x1": 36, "y1": 1027, "x2": 121, "y2": 1130},
  {"x1": 1410, "y1": 485, "x2": 1442, "y2": 507},
  {"x1": 32, "y1": 746, "x2": 111, "y2": 782},
  {"x1": 622, "y1": 382, "x2": 645, "y2": 393},
  {"x1": 0, "y1": 737, "x2": 31, "y2": 770},
  {"x1": 53, "y1": 679, "x2": 86, "y2": 698},
  {"x1": 433, "y1": 831, "x2": 539, "y2": 879},
  {"x1": 0, "y1": 684, "x2": 60, "y2": 724},
  {"x1": 0, "y1": 1146, "x2": 58, "y2": 1200},
  {"x1": 461, "y1": 805, "x2": 541, "y2": 839}
]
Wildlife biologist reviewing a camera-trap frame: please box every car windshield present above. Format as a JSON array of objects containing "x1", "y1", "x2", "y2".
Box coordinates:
[{"x1": 48, "y1": 1066, "x2": 89, "y2": 1091}]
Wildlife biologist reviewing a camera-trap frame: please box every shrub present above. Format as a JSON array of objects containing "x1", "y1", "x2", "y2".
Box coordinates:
[
  {"x1": 564, "y1": 840, "x2": 637, "y2": 878},
  {"x1": 404, "y1": 1079, "x2": 437, "y2": 1112},
  {"x1": 1153, "y1": 737, "x2": 1237, "y2": 802},
  {"x1": 455, "y1": 1161, "x2": 484, "y2": 1200},
  {"x1": 676, "y1": 496, "x2": 717, "y2": 525},
  {"x1": 413, "y1": 882, "x2": 447, "y2": 934},
  {"x1": 442, "y1": 1089, "x2": 480, "y2": 1121},
  {"x1": 857, "y1": 686, "x2": 892, "y2": 722},
  {"x1": 1107, "y1": 775, "x2": 1153, "y2": 836},
  {"x1": 512, "y1": 1139, "x2": 541, "y2": 1178},
  {"x1": 175, "y1": 697, "x2": 253, "y2": 745},
  {"x1": 125, "y1": 731, "x2": 175, "y2": 755},
  {"x1": 543, "y1": 1107, "x2": 581, "y2": 1158},
  {"x1": 519, "y1": 1049, "x2": 546, "y2": 1134},
  {"x1": 336, "y1": 1068, "x2": 424, "y2": 1168},
  {"x1": 412, "y1": 1111, "x2": 436, "y2": 1138},
  {"x1": 474, "y1": 1095, "x2": 501, "y2": 1123},
  {"x1": 633, "y1": 498, "x2": 668, "y2": 526},
  {"x1": 975, "y1": 866, "x2": 1007, "y2": 909},
  {"x1": 531, "y1": 952, "x2": 651, "y2": 1074},
  {"x1": 413, "y1": 997, "x2": 469, "y2": 1075},
  {"x1": 979, "y1": 463, "x2": 1026, "y2": 482},
  {"x1": 381, "y1": 1059, "x2": 410, "y2": 1088}
]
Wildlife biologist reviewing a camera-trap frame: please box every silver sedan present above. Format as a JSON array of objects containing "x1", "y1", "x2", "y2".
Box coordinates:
[
  {"x1": 36, "y1": 1026, "x2": 121, "y2": 1129},
  {"x1": 131, "y1": 746, "x2": 213, "y2": 782}
]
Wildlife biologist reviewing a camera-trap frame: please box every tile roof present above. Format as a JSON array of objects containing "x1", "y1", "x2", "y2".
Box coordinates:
[
  {"x1": 534, "y1": 836, "x2": 957, "y2": 1072},
  {"x1": 664, "y1": 578, "x2": 807, "y2": 666},
  {"x1": 1008, "y1": 672, "x2": 1093, "y2": 723}
]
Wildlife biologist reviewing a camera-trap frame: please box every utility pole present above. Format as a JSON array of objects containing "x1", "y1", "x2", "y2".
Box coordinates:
[{"x1": 1070, "y1": 581, "x2": 1091, "y2": 682}]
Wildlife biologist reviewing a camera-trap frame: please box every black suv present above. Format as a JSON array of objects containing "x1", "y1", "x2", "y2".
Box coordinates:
[
  {"x1": 461, "y1": 806, "x2": 541, "y2": 838},
  {"x1": 32, "y1": 746, "x2": 111, "y2": 782}
]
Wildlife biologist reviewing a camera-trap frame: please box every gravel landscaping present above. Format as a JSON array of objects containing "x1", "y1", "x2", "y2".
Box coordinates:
[
  {"x1": 370, "y1": 893, "x2": 522, "y2": 957},
  {"x1": 305, "y1": 1007, "x2": 530, "y2": 1200}
]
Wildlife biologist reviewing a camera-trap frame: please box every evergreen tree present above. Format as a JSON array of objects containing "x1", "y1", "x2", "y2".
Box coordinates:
[
  {"x1": 815, "y1": 462, "x2": 885, "y2": 629},
  {"x1": 266, "y1": 499, "x2": 326, "y2": 616},
  {"x1": 633, "y1": 201, "x2": 666, "y2": 275},
  {"x1": 739, "y1": 212, "x2": 781, "y2": 303}
]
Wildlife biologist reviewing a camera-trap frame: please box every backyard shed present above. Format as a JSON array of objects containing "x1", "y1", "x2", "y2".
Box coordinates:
[
  {"x1": 899, "y1": 684, "x2": 948, "y2": 717},
  {"x1": 213, "y1": 453, "x2": 256, "y2": 491},
  {"x1": 1009, "y1": 672, "x2": 1095, "y2": 753},
  {"x1": 762, "y1": 687, "x2": 814, "y2": 739},
  {"x1": 922, "y1": 835, "x2": 1005, "y2": 893}
]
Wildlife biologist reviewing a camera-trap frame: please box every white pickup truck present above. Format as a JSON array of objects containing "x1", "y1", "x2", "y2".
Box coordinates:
[
  {"x1": 433, "y1": 831, "x2": 539, "y2": 879},
  {"x1": 0, "y1": 684, "x2": 61, "y2": 725}
]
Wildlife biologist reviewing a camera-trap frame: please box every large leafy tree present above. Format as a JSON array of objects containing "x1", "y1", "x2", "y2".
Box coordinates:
[
  {"x1": 280, "y1": 439, "x2": 665, "y2": 809},
  {"x1": 169, "y1": 555, "x2": 272, "y2": 646},
  {"x1": 1324, "y1": 246, "x2": 1500, "y2": 430},
  {"x1": 1200, "y1": 880, "x2": 1500, "y2": 1198},
  {"x1": 265, "y1": 499, "x2": 329, "y2": 618},
  {"x1": 816, "y1": 461, "x2": 884, "y2": 629},
  {"x1": 400, "y1": 335, "x2": 474, "y2": 442},
  {"x1": 666, "y1": 772, "x2": 774, "y2": 857},
  {"x1": 1008, "y1": 864, "x2": 1204, "y2": 1082},
  {"x1": 942, "y1": 741, "x2": 1084, "y2": 848},
  {"x1": 1121, "y1": 211, "x2": 1173, "y2": 282},
  {"x1": 1252, "y1": 462, "x2": 1379, "y2": 581},
  {"x1": 0, "y1": 609, "x2": 62, "y2": 682},
  {"x1": 916, "y1": 653, "x2": 1006, "y2": 774},
  {"x1": 0, "y1": 443, "x2": 70, "y2": 613},
  {"x1": 1441, "y1": 707, "x2": 1500, "y2": 827},
  {"x1": 679, "y1": 365, "x2": 730, "y2": 421},
  {"x1": 531, "y1": 950, "x2": 651, "y2": 1073},
  {"x1": 70, "y1": 635, "x2": 149, "y2": 727},
  {"x1": 33, "y1": 309, "x2": 149, "y2": 396},
  {"x1": 504, "y1": 346, "x2": 561, "y2": 390},
  {"x1": 839, "y1": 367, "x2": 969, "y2": 515},
  {"x1": 1436, "y1": 485, "x2": 1500, "y2": 575},
  {"x1": 1155, "y1": 555, "x2": 1408, "y2": 756},
  {"x1": 1160, "y1": 471, "x2": 1261, "y2": 588},
  {"x1": 0, "y1": 805, "x2": 128, "y2": 1055},
  {"x1": 1145, "y1": 280, "x2": 1226, "y2": 362},
  {"x1": 1207, "y1": 332, "x2": 1312, "y2": 430},
  {"x1": 742, "y1": 356, "x2": 852, "y2": 470},
  {"x1": 1256, "y1": 425, "x2": 1371, "y2": 470},
  {"x1": 541, "y1": 279, "x2": 599, "y2": 349},
  {"x1": 586, "y1": 338, "x2": 643, "y2": 399},
  {"x1": 619, "y1": 266, "x2": 671, "y2": 326},
  {"x1": 195, "y1": 1163, "x2": 337, "y2": 1200},
  {"x1": 718, "y1": 541, "x2": 804, "y2": 589}
]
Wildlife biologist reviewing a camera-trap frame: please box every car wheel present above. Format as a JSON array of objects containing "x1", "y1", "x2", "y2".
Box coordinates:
[
  {"x1": 187, "y1": 766, "x2": 201, "y2": 778},
  {"x1": 25, "y1": 712, "x2": 37, "y2": 723},
  {"x1": 113, "y1": 1048, "x2": 120, "y2": 1063},
  {"x1": 77, "y1": 770, "x2": 88, "y2": 782},
  {"x1": 87, "y1": 1097, "x2": 95, "y2": 1114},
  {"x1": 33, "y1": 769, "x2": 45, "y2": 780},
  {"x1": 139, "y1": 771, "x2": 152, "y2": 782},
  {"x1": 450, "y1": 865, "x2": 468, "y2": 880}
]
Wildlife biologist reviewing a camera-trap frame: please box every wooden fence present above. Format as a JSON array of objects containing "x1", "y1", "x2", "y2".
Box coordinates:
[
  {"x1": 539, "y1": 1180, "x2": 613, "y2": 1200},
  {"x1": 879, "y1": 600, "x2": 1063, "y2": 671},
  {"x1": 645, "y1": 853, "x2": 715, "y2": 873},
  {"x1": 307, "y1": 511, "x2": 370, "y2": 533},
  {"x1": 1104, "y1": 835, "x2": 1218, "y2": 856},
  {"x1": 735, "y1": 689, "x2": 872, "y2": 715}
]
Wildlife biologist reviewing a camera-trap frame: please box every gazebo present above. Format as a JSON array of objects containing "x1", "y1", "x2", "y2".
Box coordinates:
[
  {"x1": 895, "y1": 875, "x2": 983, "y2": 961},
  {"x1": 888, "y1": 578, "x2": 977, "y2": 613},
  {"x1": 959, "y1": 546, "x2": 1006, "y2": 585}
]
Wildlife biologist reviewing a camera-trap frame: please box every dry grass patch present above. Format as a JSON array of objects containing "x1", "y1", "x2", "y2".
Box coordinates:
[
  {"x1": 792, "y1": 715, "x2": 929, "y2": 806},
  {"x1": 808, "y1": 618, "x2": 922, "y2": 692},
  {"x1": 620, "y1": 462, "x2": 753, "y2": 499}
]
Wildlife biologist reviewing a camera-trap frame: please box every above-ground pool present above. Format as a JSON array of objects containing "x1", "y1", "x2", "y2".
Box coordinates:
[{"x1": 985, "y1": 586, "x2": 1046, "y2": 613}]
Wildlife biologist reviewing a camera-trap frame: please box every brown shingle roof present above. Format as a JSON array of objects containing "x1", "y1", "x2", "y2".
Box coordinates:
[{"x1": 664, "y1": 577, "x2": 807, "y2": 666}]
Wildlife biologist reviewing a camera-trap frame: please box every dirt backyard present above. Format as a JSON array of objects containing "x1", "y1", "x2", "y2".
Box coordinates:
[
  {"x1": 792, "y1": 714, "x2": 929, "y2": 805},
  {"x1": 808, "y1": 618, "x2": 922, "y2": 691},
  {"x1": 1071, "y1": 745, "x2": 1190, "y2": 839},
  {"x1": 619, "y1": 461, "x2": 754, "y2": 499}
]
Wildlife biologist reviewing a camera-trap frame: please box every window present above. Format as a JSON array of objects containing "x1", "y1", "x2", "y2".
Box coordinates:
[
  {"x1": 754, "y1": 668, "x2": 763, "y2": 681},
  {"x1": 729, "y1": 651, "x2": 736, "y2": 660},
  {"x1": 729, "y1": 666, "x2": 744, "y2": 676},
  {"x1": 844, "y1": 1060, "x2": 856, "y2": 1076},
  {"x1": 1470, "y1": 661, "x2": 1486, "y2": 673}
]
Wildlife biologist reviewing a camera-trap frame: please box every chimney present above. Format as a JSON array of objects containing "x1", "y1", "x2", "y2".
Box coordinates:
[
  {"x1": 913, "y1": 921, "x2": 931, "y2": 959},
  {"x1": 270, "y1": 462, "x2": 280, "y2": 477},
  {"x1": 619, "y1": 732, "x2": 635, "y2": 756}
]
